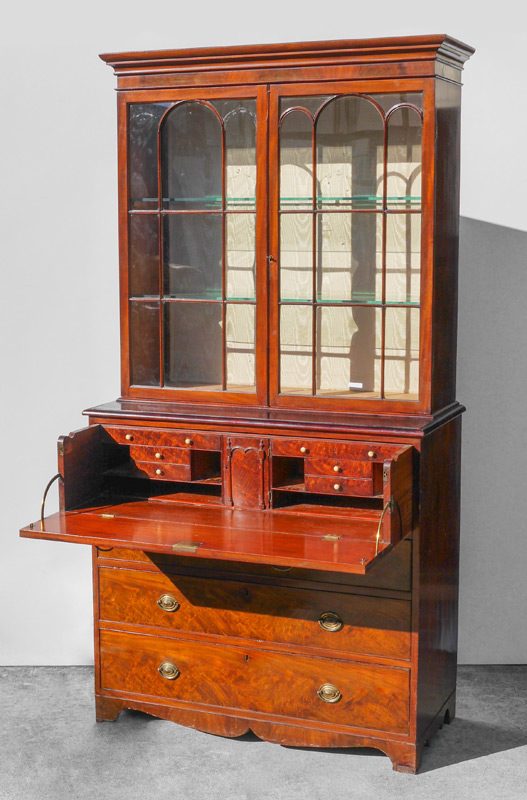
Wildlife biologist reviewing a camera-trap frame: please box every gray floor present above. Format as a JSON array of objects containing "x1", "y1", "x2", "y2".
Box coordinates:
[{"x1": 1, "y1": 666, "x2": 526, "y2": 800}]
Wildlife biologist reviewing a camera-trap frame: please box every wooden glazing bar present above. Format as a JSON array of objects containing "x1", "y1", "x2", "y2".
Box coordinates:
[
  {"x1": 157, "y1": 108, "x2": 165, "y2": 387},
  {"x1": 311, "y1": 118, "x2": 317, "y2": 396},
  {"x1": 221, "y1": 117, "x2": 226, "y2": 392}
]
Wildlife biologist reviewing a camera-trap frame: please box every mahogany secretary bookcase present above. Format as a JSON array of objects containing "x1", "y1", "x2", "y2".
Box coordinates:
[{"x1": 21, "y1": 35, "x2": 474, "y2": 773}]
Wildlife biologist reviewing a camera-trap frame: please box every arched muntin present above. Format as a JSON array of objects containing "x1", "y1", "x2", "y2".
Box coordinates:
[{"x1": 159, "y1": 100, "x2": 225, "y2": 211}]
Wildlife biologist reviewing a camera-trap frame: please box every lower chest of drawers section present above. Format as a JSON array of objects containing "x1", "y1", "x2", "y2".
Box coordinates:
[{"x1": 96, "y1": 562, "x2": 412, "y2": 736}]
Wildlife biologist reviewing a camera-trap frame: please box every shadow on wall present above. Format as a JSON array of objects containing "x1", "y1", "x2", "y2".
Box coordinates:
[{"x1": 457, "y1": 217, "x2": 527, "y2": 664}]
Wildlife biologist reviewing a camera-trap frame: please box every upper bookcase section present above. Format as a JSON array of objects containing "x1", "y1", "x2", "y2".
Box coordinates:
[{"x1": 101, "y1": 36, "x2": 473, "y2": 416}]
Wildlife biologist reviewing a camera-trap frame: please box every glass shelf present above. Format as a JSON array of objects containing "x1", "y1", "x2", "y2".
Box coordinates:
[
  {"x1": 281, "y1": 196, "x2": 421, "y2": 209},
  {"x1": 130, "y1": 196, "x2": 421, "y2": 208},
  {"x1": 280, "y1": 298, "x2": 420, "y2": 307}
]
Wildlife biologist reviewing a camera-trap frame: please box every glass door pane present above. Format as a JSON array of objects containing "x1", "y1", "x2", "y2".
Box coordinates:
[
  {"x1": 277, "y1": 92, "x2": 422, "y2": 401},
  {"x1": 127, "y1": 97, "x2": 257, "y2": 392}
]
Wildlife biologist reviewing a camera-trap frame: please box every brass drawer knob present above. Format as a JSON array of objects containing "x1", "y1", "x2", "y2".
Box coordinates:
[
  {"x1": 157, "y1": 594, "x2": 179, "y2": 612},
  {"x1": 318, "y1": 611, "x2": 343, "y2": 632},
  {"x1": 317, "y1": 683, "x2": 341, "y2": 704},
  {"x1": 158, "y1": 661, "x2": 179, "y2": 680},
  {"x1": 155, "y1": 452, "x2": 163, "y2": 460},
  {"x1": 155, "y1": 468, "x2": 163, "y2": 476},
  {"x1": 125, "y1": 434, "x2": 133, "y2": 441},
  {"x1": 368, "y1": 450, "x2": 376, "y2": 458},
  {"x1": 185, "y1": 438, "x2": 192, "y2": 446},
  {"x1": 333, "y1": 483, "x2": 341, "y2": 491},
  {"x1": 300, "y1": 446, "x2": 308, "y2": 454},
  {"x1": 333, "y1": 465, "x2": 340, "y2": 473}
]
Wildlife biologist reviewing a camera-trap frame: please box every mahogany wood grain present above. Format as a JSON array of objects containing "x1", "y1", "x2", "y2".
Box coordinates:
[
  {"x1": 304, "y1": 458, "x2": 377, "y2": 479},
  {"x1": 99, "y1": 629, "x2": 410, "y2": 733},
  {"x1": 58, "y1": 426, "x2": 124, "y2": 511},
  {"x1": 271, "y1": 438, "x2": 402, "y2": 461},
  {"x1": 128, "y1": 445, "x2": 191, "y2": 465},
  {"x1": 133, "y1": 460, "x2": 191, "y2": 482},
  {"x1": 415, "y1": 417, "x2": 461, "y2": 743},
  {"x1": 105, "y1": 425, "x2": 220, "y2": 450},
  {"x1": 98, "y1": 567, "x2": 411, "y2": 659},
  {"x1": 96, "y1": 537, "x2": 412, "y2": 593},
  {"x1": 304, "y1": 475, "x2": 378, "y2": 498},
  {"x1": 225, "y1": 437, "x2": 269, "y2": 510},
  {"x1": 93, "y1": 693, "x2": 422, "y2": 770},
  {"x1": 21, "y1": 500, "x2": 394, "y2": 575}
]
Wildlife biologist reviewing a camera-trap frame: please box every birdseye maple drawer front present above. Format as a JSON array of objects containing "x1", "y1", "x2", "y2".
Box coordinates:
[
  {"x1": 98, "y1": 568, "x2": 411, "y2": 660},
  {"x1": 100, "y1": 629, "x2": 410, "y2": 734},
  {"x1": 104, "y1": 426, "x2": 220, "y2": 451},
  {"x1": 271, "y1": 438, "x2": 397, "y2": 461}
]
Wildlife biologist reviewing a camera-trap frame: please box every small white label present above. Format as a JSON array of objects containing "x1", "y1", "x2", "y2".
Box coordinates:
[{"x1": 348, "y1": 382, "x2": 363, "y2": 389}]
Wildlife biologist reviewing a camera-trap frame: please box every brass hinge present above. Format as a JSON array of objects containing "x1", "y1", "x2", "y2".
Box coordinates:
[
  {"x1": 173, "y1": 541, "x2": 203, "y2": 553},
  {"x1": 322, "y1": 534, "x2": 341, "y2": 542},
  {"x1": 383, "y1": 466, "x2": 389, "y2": 481}
]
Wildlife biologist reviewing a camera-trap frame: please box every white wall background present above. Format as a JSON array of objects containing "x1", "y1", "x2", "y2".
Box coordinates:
[{"x1": 1, "y1": 0, "x2": 526, "y2": 664}]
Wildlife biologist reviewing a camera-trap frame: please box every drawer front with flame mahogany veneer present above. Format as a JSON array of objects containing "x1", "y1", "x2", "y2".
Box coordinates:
[
  {"x1": 98, "y1": 567, "x2": 411, "y2": 660},
  {"x1": 99, "y1": 629, "x2": 410, "y2": 734}
]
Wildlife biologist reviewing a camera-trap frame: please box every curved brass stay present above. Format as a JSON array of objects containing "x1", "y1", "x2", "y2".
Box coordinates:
[
  {"x1": 40, "y1": 473, "x2": 64, "y2": 524},
  {"x1": 375, "y1": 497, "x2": 403, "y2": 556},
  {"x1": 158, "y1": 662, "x2": 180, "y2": 680},
  {"x1": 317, "y1": 684, "x2": 342, "y2": 703}
]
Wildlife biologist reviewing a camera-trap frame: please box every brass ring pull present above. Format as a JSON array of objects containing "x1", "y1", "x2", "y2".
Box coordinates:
[
  {"x1": 41, "y1": 473, "x2": 64, "y2": 523},
  {"x1": 158, "y1": 661, "x2": 179, "y2": 680},
  {"x1": 157, "y1": 594, "x2": 179, "y2": 612},
  {"x1": 318, "y1": 611, "x2": 343, "y2": 632},
  {"x1": 317, "y1": 683, "x2": 341, "y2": 703}
]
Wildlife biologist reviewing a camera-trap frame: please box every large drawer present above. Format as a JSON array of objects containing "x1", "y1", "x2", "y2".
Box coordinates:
[
  {"x1": 98, "y1": 568, "x2": 411, "y2": 660},
  {"x1": 95, "y1": 539, "x2": 412, "y2": 593},
  {"x1": 100, "y1": 629, "x2": 410, "y2": 734}
]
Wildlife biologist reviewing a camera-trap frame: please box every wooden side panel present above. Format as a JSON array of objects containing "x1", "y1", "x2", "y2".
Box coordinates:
[
  {"x1": 59, "y1": 425, "x2": 124, "y2": 511},
  {"x1": 430, "y1": 79, "x2": 462, "y2": 411},
  {"x1": 416, "y1": 416, "x2": 461, "y2": 741}
]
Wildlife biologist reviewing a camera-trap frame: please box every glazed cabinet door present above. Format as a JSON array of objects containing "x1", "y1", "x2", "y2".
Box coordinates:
[
  {"x1": 268, "y1": 81, "x2": 432, "y2": 414},
  {"x1": 122, "y1": 85, "x2": 268, "y2": 405}
]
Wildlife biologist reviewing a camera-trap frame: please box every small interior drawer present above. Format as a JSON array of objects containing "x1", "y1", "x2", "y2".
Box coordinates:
[
  {"x1": 305, "y1": 458, "x2": 376, "y2": 479},
  {"x1": 129, "y1": 445, "x2": 191, "y2": 466},
  {"x1": 271, "y1": 438, "x2": 396, "y2": 462},
  {"x1": 304, "y1": 474, "x2": 379, "y2": 497},
  {"x1": 134, "y1": 461, "x2": 191, "y2": 482}
]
